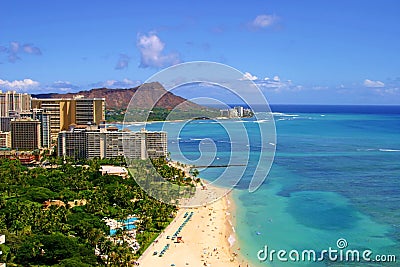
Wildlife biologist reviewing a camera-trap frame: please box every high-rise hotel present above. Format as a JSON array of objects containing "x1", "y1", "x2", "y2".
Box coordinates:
[
  {"x1": 32, "y1": 96, "x2": 105, "y2": 141},
  {"x1": 10, "y1": 117, "x2": 41, "y2": 150},
  {"x1": 0, "y1": 90, "x2": 105, "y2": 150},
  {"x1": 58, "y1": 126, "x2": 167, "y2": 160},
  {"x1": 0, "y1": 91, "x2": 167, "y2": 159},
  {"x1": 0, "y1": 90, "x2": 31, "y2": 117}
]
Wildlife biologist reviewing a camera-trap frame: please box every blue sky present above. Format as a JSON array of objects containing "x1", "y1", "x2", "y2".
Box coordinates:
[{"x1": 1, "y1": 0, "x2": 399, "y2": 104}]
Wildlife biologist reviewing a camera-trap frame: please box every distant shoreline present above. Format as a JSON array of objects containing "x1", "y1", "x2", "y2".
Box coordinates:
[{"x1": 106, "y1": 116, "x2": 247, "y2": 125}]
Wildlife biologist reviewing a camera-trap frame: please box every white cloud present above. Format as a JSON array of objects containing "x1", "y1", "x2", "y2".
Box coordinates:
[
  {"x1": 363, "y1": 79, "x2": 385, "y2": 88},
  {"x1": 103, "y1": 80, "x2": 117, "y2": 87},
  {"x1": 137, "y1": 32, "x2": 181, "y2": 68},
  {"x1": 47, "y1": 81, "x2": 80, "y2": 92},
  {"x1": 0, "y1": 78, "x2": 39, "y2": 89},
  {"x1": 374, "y1": 87, "x2": 399, "y2": 96},
  {"x1": 115, "y1": 54, "x2": 130, "y2": 70},
  {"x1": 250, "y1": 14, "x2": 278, "y2": 29},
  {"x1": 257, "y1": 80, "x2": 286, "y2": 88},
  {"x1": 250, "y1": 75, "x2": 309, "y2": 94},
  {"x1": 46, "y1": 79, "x2": 141, "y2": 92},
  {"x1": 242, "y1": 72, "x2": 258, "y2": 81},
  {"x1": 197, "y1": 82, "x2": 219, "y2": 88},
  {"x1": 22, "y1": 44, "x2": 42, "y2": 55},
  {"x1": 239, "y1": 72, "x2": 296, "y2": 93},
  {"x1": 0, "y1": 42, "x2": 42, "y2": 63},
  {"x1": 91, "y1": 78, "x2": 141, "y2": 88},
  {"x1": 10, "y1": 42, "x2": 20, "y2": 53},
  {"x1": 312, "y1": 86, "x2": 328, "y2": 90}
]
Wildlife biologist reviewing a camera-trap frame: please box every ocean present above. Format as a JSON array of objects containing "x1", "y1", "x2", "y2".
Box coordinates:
[{"x1": 120, "y1": 105, "x2": 400, "y2": 266}]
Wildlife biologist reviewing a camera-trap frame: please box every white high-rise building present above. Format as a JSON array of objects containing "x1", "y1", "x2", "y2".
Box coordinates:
[
  {"x1": 0, "y1": 90, "x2": 31, "y2": 117},
  {"x1": 57, "y1": 126, "x2": 167, "y2": 160},
  {"x1": 234, "y1": 106, "x2": 244, "y2": 117}
]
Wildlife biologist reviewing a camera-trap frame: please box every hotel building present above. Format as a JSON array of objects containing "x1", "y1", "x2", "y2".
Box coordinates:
[
  {"x1": 234, "y1": 106, "x2": 244, "y2": 117},
  {"x1": 0, "y1": 117, "x2": 13, "y2": 132},
  {"x1": 0, "y1": 90, "x2": 31, "y2": 117},
  {"x1": 58, "y1": 126, "x2": 167, "y2": 160},
  {"x1": 20, "y1": 109, "x2": 51, "y2": 148},
  {"x1": 10, "y1": 117, "x2": 41, "y2": 150},
  {"x1": 32, "y1": 97, "x2": 105, "y2": 141},
  {"x1": 140, "y1": 130, "x2": 168, "y2": 159},
  {"x1": 0, "y1": 131, "x2": 11, "y2": 148}
]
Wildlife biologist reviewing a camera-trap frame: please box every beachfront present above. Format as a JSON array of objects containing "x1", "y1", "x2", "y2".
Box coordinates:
[{"x1": 138, "y1": 194, "x2": 244, "y2": 266}]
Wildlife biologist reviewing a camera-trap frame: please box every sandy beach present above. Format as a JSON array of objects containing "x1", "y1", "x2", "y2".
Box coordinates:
[{"x1": 137, "y1": 193, "x2": 244, "y2": 267}]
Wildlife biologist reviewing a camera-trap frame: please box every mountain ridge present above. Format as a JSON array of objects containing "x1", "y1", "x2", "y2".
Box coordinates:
[{"x1": 32, "y1": 82, "x2": 207, "y2": 111}]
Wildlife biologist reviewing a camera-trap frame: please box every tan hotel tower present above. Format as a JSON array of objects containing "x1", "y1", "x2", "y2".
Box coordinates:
[{"x1": 32, "y1": 97, "x2": 105, "y2": 141}]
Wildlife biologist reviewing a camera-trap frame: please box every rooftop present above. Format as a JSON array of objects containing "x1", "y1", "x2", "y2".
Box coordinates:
[{"x1": 99, "y1": 165, "x2": 129, "y2": 178}]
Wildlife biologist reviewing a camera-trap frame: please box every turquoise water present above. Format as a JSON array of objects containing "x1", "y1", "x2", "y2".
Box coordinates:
[
  {"x1": 232, "y1": 113, "x2": 400, "y2": 266},
  {"x1": 124, "y1": 217, "x2": 138, "y2": 224},
  {"x1": 121, "y1": 109, "x2": 400, "y2": 266}
]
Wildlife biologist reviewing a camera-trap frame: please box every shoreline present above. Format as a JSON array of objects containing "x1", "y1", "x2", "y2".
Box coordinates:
[
  {"x1": 106, "y1": 116, "x2": 250, "y2": 125},
  {"x1": 137, "y1": 186, "x2": 246, "y2": 266},
  {"x1": 226, "y1": 192, "x2": 257, "y2": 267},
  {"x1": 107, "y1": 119, "x2": 187, "y2": 125},
  {"x1": 134, "y1": 159, "x2": 252, "y2": 265}
]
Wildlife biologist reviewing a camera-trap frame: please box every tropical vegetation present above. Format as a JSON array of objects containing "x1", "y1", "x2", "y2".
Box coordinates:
[
  {"x1": 107, "y1": 107, "x2": 220, "y2": 122},
  {"x1": 0, "y1": 157, "x2": 178, "y2": 266}
]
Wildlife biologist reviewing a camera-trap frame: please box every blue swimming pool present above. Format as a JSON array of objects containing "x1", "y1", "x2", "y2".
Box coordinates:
[
  {"x1": 123, "y1": 217, "x2": 138, "y2": 224},
  {"x1": 109, "y1": 217, "x2": 138, "y2": 236}
]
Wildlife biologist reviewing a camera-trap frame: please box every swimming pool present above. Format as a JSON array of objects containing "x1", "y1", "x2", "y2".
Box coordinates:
[
  {"x1": 123, "y1": 217, "x2": 138, "y2": 224},
  {"x1": 109, "y1": 217, "x2": 138, "y2": 236}
]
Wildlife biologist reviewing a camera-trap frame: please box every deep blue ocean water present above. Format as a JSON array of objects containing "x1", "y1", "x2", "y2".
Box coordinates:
[{"x1": 121, "y1": 105, "x2": 400, "y2": 266}]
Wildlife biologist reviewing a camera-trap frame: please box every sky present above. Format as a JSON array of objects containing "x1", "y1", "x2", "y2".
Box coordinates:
[{"x1": 1, "y1": 0, "x2": 400, "y2": 104}]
